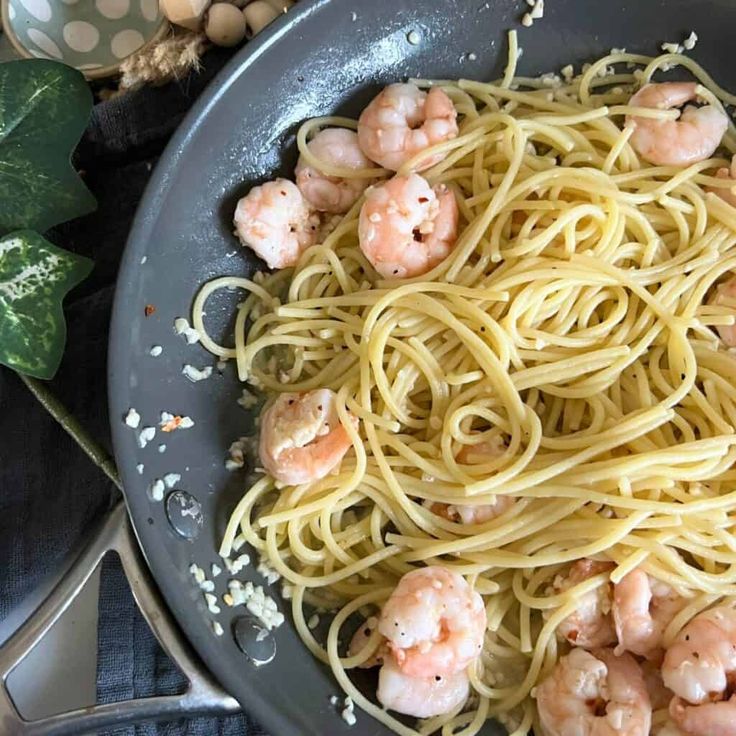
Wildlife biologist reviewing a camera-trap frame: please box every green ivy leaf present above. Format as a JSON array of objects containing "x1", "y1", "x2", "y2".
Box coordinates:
[
  {"x1": 0, "y1": 59, "x2": 96, "y2": 236},
  {"x1": 0, "y1": 230, "x2": 93, "y2": 379}
]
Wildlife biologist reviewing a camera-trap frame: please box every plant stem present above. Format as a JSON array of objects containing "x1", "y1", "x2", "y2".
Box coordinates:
[{"x1": 18, "y1": 373, "x2": 122, "y2": 490}]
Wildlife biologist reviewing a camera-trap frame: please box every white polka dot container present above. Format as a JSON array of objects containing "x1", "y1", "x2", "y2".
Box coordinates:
[{"x1": 2, "y1": 0, "x2": 167, "y2": 79}]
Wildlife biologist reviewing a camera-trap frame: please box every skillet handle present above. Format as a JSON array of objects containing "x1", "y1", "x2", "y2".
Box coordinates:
[{"x1": 0, "y1": 500, "x2": 240, "y2": 736}]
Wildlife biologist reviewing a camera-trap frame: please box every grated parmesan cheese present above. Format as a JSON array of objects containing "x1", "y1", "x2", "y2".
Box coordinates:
[
  {"x1": 182, "y1": 364, "x2": 213, "y2": 382},
  {"x1": 226, "y1": 436, "x2": 256, "y2": 471},
  {"x1": 307, "y1": 613, "x2": 320, "y2": 630},
  {"x1": 341, "y1": 697, "x2": 356, "y2": 726},
  {"x1": 225, "y1": 553, "x2": 251, "y2": 574},
  {"x1": 237, "y1": 388, "x2": 259, "y2": 410},
  {"x1": 212, "y1": 621, "x2": 224, "y2": 636},
  {"x1": 125, "y1": 408, "x2": 141, "y2": 428},
  {"x1": 189, "y1": 564, "x2": 206, "y2": 585},
  {"x1": 205, "y1": 592, "x2": 221, "y2": 614},
  {"x1": 149, "y1": 345, "x2": 163, "y2": 357},
  {"x1": 683, "y1": 31, "x2": 698, "y2": 50},
  {"x1": 163, "y1": 473, "x2": 181, "y2": 489},
  {"x1": 257, "y1": 556, "x2": 281, "y2": 585},
  {"x1": 148, "y1": 479, "x2": 165, "y2": 502},
  {"x1": 173, "y1": 317, "x2": 201, "y2": 345},
  {"x1": 137, "y1": 426, "x2": 156, "y2": 448},
  {"x1": 226, "y1": 579, "x2": 284, "y2": 630},
  {"x1": 211, "y1": 564, "x2": 222, "y2": 577},
  {"x1": 661, "y1": 41, "x2": 682, "y2": 55},
  {"x1": 136, "y1": 463, "x2": 144, "y2": 474}
]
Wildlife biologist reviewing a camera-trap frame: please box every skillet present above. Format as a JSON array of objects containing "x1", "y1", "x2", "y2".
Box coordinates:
[{"x1": 107, "y1": 0, "x2": 736, "y2": 733}]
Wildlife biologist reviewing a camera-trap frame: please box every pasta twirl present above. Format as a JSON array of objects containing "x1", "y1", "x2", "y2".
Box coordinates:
[{"x1": 203, "y1": 39, "x2": 736, "y2": 736}]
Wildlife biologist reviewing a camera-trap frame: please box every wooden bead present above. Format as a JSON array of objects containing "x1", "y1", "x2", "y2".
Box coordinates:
[
  {"x1": 242, "y1": 0, "x2": 279, "y2": 38},
  {"x1": 206, "y1": 3, "x2": 248, "y2": 47},
  {"x1": 160, "y1": 0, "x2": 211, "y2": 31}
]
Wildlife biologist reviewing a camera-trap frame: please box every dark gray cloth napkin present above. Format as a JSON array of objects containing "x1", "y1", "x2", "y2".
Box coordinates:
[{"x1": 0, "y1": 49, "x2": 265, "y2": 735}]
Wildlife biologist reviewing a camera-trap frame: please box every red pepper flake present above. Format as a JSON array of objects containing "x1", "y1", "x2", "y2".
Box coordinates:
[
  {"x1": 161, "y1": 416, "x2": 183, "y2": 432},
  {"x1": 144, "y1": 304, "x2": 156, "y2": 317}
]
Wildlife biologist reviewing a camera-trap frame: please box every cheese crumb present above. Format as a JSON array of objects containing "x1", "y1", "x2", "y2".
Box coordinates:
[
  {"x1": 125, "y1": 408, "x2": 141, "y2": 429},
  {"x1": 163, "y1": 473, "x2": 181, "y2": 489},
  {"x1": 182, "y1": 364, "x2": 213, "y2": 382},
  {"x1": 205, "y1": 592, "x2": 220, "y2": 614},
  {"x1": 226, "y1": 554, "x2": 251, "y2": 574},
  {"x1": 149, "y1": 345, "x2": 163, "y2": 357},
  {"x1": 561, "y1": 64, "x2": 574, "y2": 82},
  {"x1": 341, "y1": 697, "x2": 356, "y2": 726},
  {"x1": 211, "y1": 564, "x2": 222, "y2": 577},
  {"x1": 257, "y1": 556, "x2": 281, "y2": 585},
  {"x1": 212, "y1": 621, "x2": 224, "y2": 636},
  {"x1": 683, "y1": 31, "x2": 698, "y2": 50},
  {"x1": 661, "y1": 41, "x2": 682, "y2": 55},
  {"x1": 173, "y1": 317, "x2": 201, "y2": 345},
  {"x1": 136, "y1": 463, "x2": 144, "y2": 474},
  {"x1": 307, "y1": 613, "x2": 320, "y2": 630},
  {"x1": 189, "y1": 563, "x2": 206, "y2": 585},
  {"x1": 521, "y1": 13, "x2": 533, "y2": 26},
  {"x1": 530, "y1": 0, "x2": 543, "y2": 19},
  {"x1": 237, "y1": 389, "x2": 259, "y2": 410},
  {"x1": 226, "y1": 579, "x2": 284, "y2": 630},
  {"x1": 148, "y1": 479, "x2": 165, "y2": 502},
  {"x1": 137, "y1": 426, "x2": 156, "y2": 448},
  {"x1": 158, "y1": 444, "x2": 167, "y2": 454},
  {"x1": 226, "y1": 436, "x2": 256, "y2": 471}
]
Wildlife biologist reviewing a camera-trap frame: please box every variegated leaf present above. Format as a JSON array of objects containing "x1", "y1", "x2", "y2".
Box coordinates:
[
  {"x1": 0, "y1": 59, "x2": 95, "y2": 235},
  {"x1": 0, "y1": 230, "x2": 93, "y2": 379}
]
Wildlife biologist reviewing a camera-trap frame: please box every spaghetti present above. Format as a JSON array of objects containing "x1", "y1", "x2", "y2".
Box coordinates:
[{"x1": 203, "y1": 37, "x2": 736, "y2": 736}]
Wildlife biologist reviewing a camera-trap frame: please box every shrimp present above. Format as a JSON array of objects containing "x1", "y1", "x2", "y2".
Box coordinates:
[
  {"x1": 552, "y1": 559, "x2": 617, "y2": 649},
  {"x1": 358, "y1": 173, "x2": 459, "y2": 279},
  {"x1": 641, "y1": 659, "x2": 674, "y2": 712},
  {"x1": 613, "y1": 568, "x2": 685, "y2": 658},
  {"x1": 711, "y1": 275, "x2": 736, "y2": 347},
  {"x1": 378, "y1": 566, "x2": 486, "y2": 678},
  {"x1": 662, "y1": 604, "x2": 736, "y2": 736},
  {"x1": 536, "y1": 648, "x2": 652, "y2": 736},
  {"x1": 347, "y1": 616, "x2": 388, "y2": 668},
  {"x1": 432, "y1": 496, "x2": 514, "y2": 525},
  {"x1": 625, "y1": 83, "x2": 728, "y2": 166},
  {"x1": 258, "y1": 388, "x2": 357, "y2": 485},
  {"x1": 357, "y1": 83, "x2": 458, "y2": 171},
  {"x1": 432, "y1": 438, "x2": 515, "y2": 524},
  {"x1": 234, "y1": 179, "x2": 319, "y2": 269},
  {"x1": 295, "y1": 128, "x2": 377, "y2": 214},
  {"x1": 708, "y1": 155, "x2": 736, "y2": 208},
  {"x1": 377, "y1": 656, "x2": 470, "y2": 719}
]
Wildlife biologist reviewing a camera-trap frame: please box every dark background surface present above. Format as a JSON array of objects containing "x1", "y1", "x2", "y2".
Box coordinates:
[{"x1": 0, "y1": 47, "x2": 265, "y2": 735}]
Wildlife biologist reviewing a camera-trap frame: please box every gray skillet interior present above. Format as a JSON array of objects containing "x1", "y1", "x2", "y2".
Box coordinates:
[{"x1": 108, "y1": 0, "x2": 736, "y2": 733}]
